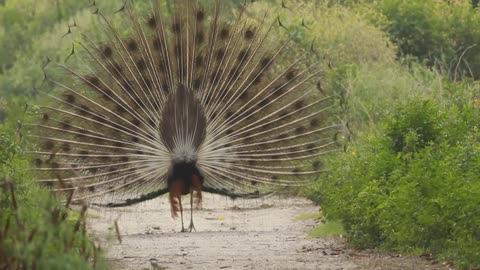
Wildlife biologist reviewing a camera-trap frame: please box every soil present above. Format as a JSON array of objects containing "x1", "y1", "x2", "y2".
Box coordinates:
[{"x1": 87, "y1": 195, "x2": 452, "y2": 270}]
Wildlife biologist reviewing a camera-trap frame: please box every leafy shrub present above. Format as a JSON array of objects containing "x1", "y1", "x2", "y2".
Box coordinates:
[
  {"x1": 385, "y1": 100, "x2": 443, "y2": 153},
  {"x1": 370, "y1": 0, "x2": 480, "y2": 80},
  {"x1": 306, "y1": 92, "x2": 480, "y2": 269},
  {"x1": 0, "y1": 102, "x2": 107, "y2": 269}
]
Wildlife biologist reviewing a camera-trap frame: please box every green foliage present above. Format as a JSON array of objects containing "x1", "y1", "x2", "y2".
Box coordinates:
[
  {"x1": 295, "y1": 2, "x2": 396, "y2": 67},
  {"x1": 0, "y1": 0, "x2": 87, "y2": 73},
  {"x1": 248, "y1": 1, "x2": 396, "y2": 68},
  {"x1": 385, "y1": 100, "x2": 443, "y2": 153},
  {"x1": 0, "y1": 102, "x2": 107, "y2": 269},
  {"x1": 247, "y1": 1, "x2": 399, "y2": 121},
  {"x1": 370, "y1": 0, "x2": 480, "y2": 80},
  {"x1": 306, "y1": 91, "x2": 480, "y2": 269},
  {"x1": 0, "y1": 0, "x2": 140, "y2": 98},
  {"x1": 379, "y1": 1, "x2": 446, "y2": 63},
  {"x1": 325, "y1": 60, "x2": 445, "y2": 131}
]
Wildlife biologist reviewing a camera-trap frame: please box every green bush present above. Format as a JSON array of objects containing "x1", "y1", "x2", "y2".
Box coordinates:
[
  {"x1": 306, "y1": 93, "x2": 480, "y2": 269},
  {"x1": 369, "y1": 0, "x2": 480, "y2": 80},
  {"x1": 385, "y1": 100, "x2": 443, "y2": 153},
  {"x1": 247, "y1": 0, "x2": 396, "y2": 68},
  {"x1": 0, "y1": 101, "x2": 107, "y2": 269}
]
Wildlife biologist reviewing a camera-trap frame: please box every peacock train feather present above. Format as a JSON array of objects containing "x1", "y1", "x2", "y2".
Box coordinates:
[{"x1": 30, "y1": 0, "x2": 342, "y2": 231}]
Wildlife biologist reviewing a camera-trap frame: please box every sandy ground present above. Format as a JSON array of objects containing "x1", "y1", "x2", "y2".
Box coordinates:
[{"x1": 87, "y1": 194, "x2": 452, "y2": 270}]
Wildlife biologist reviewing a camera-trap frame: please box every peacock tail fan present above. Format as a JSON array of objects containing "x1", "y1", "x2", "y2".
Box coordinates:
[{"x1": 29, "y1": 0, "x2": 343, "y2": 207}]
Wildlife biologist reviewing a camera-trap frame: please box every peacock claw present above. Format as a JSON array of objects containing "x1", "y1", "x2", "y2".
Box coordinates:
[
  {"x1": 179, "y1": 223, "x2": 195, "y2": 233},
  {"x1": 187, "y1": 222, "x2": 196, "y2": 232}
]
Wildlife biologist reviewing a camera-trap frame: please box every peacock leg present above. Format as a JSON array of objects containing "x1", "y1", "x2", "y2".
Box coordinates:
[
  {"x1": 179, "y1": 196, "x2": 186, "y2": 232},
  {"x1": 188, "y1": 190, "x2": 196, "y2": 232}
]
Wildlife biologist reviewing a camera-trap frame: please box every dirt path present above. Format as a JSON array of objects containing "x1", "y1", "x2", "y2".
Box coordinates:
[{"x1": 87, "y1": 195, "x2": 448, "y2": 270}]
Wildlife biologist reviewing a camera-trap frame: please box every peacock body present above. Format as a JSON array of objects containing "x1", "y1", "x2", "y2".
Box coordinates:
[{"x1": 32, "y1": 0, "x2": 340, "y2": 231}]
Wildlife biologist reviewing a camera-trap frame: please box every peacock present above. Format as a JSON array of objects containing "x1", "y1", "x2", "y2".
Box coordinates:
[{"x1": 31, "y1": 0, "x2": 341, "y2": 232}]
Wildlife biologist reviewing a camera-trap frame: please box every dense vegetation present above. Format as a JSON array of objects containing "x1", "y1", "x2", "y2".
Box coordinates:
[
  {"x1": 0, "y1": 102, "x2": 107, "y2": 269},
  {"x1": 301, "y1": 0, "x2": 480, "y2": 268},
  {"x1": 307, "y1": 94, "x2": 480, "y2": 268},
  {"x1": 1, "y1": 0, "x2": 479, "y2": 269}
]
